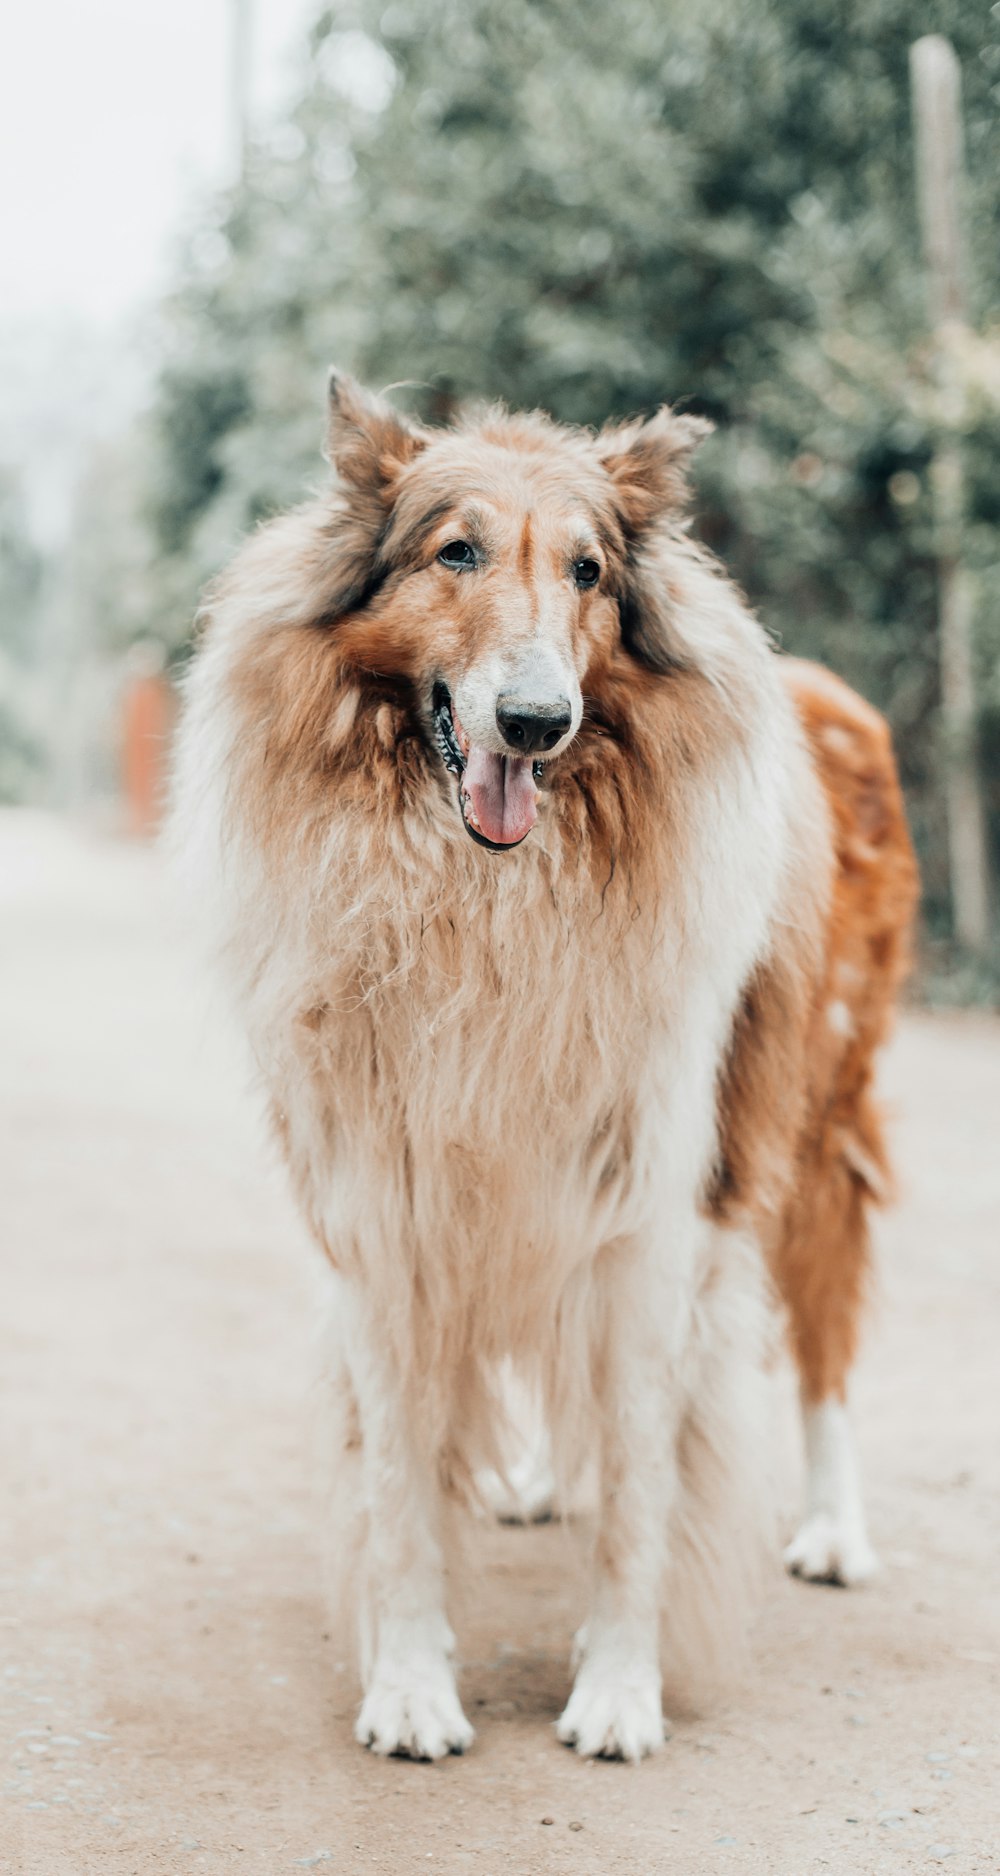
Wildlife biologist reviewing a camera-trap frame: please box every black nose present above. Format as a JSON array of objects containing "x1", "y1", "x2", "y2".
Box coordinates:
[{"x1": 496, "y1": 697, "x2": 572, "y2": 755}]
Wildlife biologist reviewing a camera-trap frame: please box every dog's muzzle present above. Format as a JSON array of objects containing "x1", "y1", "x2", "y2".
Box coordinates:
[{"x1": 432, "y1": 683, "x2": 543, "y2": 851}]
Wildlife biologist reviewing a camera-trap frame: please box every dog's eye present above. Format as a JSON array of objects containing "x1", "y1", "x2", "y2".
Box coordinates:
[
  {"x1": 573, "y1": 558, "x2": 601, "y2": 589},
  {"x1": 438, "y1": 540, "x2": 477, "y2": 571}
]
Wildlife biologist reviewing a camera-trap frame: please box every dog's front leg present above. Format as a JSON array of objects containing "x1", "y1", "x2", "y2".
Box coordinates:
[
  {"x1": 339, "y1": 1281, "x2": 473, "y2": 1760},
  {"x1": 557, "y1": 1234, "x2": 687, "y2": 1762}
]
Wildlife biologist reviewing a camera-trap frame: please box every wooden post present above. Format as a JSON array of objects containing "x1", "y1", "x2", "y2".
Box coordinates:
[
  {"x1": 121, "y1": 646, "x2": 175, "y2": 839},
  {"x1": 231, "y1": 0, "x2": 253, "y2": 181},
  {"x1": 910, "y1": 35, "x2": 992, "y2": 953}
]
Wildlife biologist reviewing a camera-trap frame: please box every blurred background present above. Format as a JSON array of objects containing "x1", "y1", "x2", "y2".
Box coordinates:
[{"x1": 3, "y1": 0, "x2": 1000, "y2": 986}]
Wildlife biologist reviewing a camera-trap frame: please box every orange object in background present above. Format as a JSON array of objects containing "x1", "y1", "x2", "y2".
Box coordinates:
[{"x1": 121, "y1": 650, "x2": 176, "y2": 837}]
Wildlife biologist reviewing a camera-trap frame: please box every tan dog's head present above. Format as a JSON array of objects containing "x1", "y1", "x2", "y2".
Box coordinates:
[{"x1": 325, "y1": 372, "x2": 710, "y2": 850}]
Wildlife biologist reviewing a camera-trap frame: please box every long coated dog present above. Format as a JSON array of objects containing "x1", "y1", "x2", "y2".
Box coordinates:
[{"x1": 172, "y1": 373, "x2": 917, "y2": 1760}]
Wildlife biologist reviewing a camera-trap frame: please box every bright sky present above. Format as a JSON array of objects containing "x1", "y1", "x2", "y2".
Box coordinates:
[{"x1": 0, "y1": 0, "x2": 317, "y2": 326}]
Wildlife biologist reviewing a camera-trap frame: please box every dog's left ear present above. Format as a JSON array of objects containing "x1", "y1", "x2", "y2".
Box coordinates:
[
  {"x1": 597, "y1": 405, "x2": 713, "y2": 673},
  {"x1": 327, "y1": 369, "x2": 428, "y2": 499},
  {"x1": 597, "y1": 405, "x2": 712, "y2": 533}
]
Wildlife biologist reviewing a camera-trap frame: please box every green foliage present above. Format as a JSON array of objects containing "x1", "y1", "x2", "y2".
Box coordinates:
[
  {"x1": 130, "y1": 0, "x2": 1000, "y2": 933},
  {"x1": 152, "y1": 365, "x2": 253, "y2": 556},
  {"x1": 0, "y1": 467, "x2": 45, "y2": 800},
  {"x1": 0, "y1": 468, "x2": 44, "y2": 664}
]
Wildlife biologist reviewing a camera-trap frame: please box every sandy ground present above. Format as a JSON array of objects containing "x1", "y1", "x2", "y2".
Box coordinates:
[{"x1": 1, "y1": 810, "x2": 999, "y2": 1876}]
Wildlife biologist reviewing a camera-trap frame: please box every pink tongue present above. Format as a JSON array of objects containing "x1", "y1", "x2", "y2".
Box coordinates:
[{"x1": 463, "y1": 744, "x2": 538, "y2": 845}]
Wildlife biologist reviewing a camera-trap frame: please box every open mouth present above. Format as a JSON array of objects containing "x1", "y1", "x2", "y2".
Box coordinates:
[{"x1": 432, "y1": 683, "x2": 541, "y2": 851}]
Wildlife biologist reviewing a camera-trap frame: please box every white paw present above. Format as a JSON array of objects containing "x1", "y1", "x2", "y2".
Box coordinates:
[
  {"x1": 355, "y1": 1666, "x2": 474, "y2": 1759},
  {"x1": 556, "y1": 1659, "x2": 665, "y2": 1762},
  {"x1": 784, "y1": 1513, "x2": 878, "y2": 1587},
  {"x1": 479, "y1": 1453, "x2": 557, "y2": 1525}
]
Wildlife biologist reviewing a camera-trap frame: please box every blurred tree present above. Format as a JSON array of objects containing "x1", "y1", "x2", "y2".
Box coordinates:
[
  {"x1": 137, "y1": 0, "x2": 1000, "y2": 938},
  {"x1": 0, "y1": 467, "x2": 45, "y2": 801},
  {"x1": 0, "y1": 468, "x2": 44, "y2": 664}
]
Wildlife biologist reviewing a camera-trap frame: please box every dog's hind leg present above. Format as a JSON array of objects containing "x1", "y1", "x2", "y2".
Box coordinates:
[
  {"x1": 784, "y1": 1391, "x2": 876, "y2": 1587},
  {"x1": 478, "y1": 1361, "x2": 557, "y2": 1525},
  {"x1": 776, "y1": 1111, "x2": 885, "y2": 1587},
  {"x1": 775, "y1": 654, "x2": 916, "y2": 1588},
  {"x1": 334, "y1": 1278, "x2": 474, "y2": 1759}
]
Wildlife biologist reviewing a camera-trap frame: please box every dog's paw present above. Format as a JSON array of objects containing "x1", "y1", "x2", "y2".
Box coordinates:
[
  {"x1": 355, "y1": 1669, "x2": 474, "y2": 1760},
  {"x1": 556, "y1": 1660, "x2": 665, "y2": 1762},
  {"x1": 479, "y1": 1453, "x2": 557, "y2": 1525},
  {"x1": 784, "y1": 1513, "x2": 878, "y2": 1587}
]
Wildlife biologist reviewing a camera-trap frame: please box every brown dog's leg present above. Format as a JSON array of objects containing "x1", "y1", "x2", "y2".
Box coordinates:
[
  {"x1": 777, "y1": 1108, "x2": 884, "y2": 1585},
  {"x1": 556, "y1": 1231, "x2": 681, "y2": 1761},
  {"x1": 774, "y1": 657, "x2": 917, "y2": 1587},
  {"x1": 335, "y1": 1278, "x2": 475, "y2": 1758}
]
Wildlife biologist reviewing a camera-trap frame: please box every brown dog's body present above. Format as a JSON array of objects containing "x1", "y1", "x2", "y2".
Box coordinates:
[
  {"x1": 173, "y1": 378, "x2": 917, "y2": 1757},
  {"x1": 712, "y1": 657, "x2": 917, "y2": 1582},
  {"x1": 766, "y1": 663, "x2": 916, "y2": 1400},
  {"x1": 715, "y1": 659, "x2": 916, "y2": 1377}
]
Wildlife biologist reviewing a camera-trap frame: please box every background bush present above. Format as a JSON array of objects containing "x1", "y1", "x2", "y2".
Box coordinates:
[{"x1": 56, "y1": 0, "x2": 1000, "y2": 936}]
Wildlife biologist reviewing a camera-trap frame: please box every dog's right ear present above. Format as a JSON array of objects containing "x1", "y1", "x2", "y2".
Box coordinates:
[
  {"x1": 320, "y1": 371, "x2": 429, "y2": 618},
  {"x1": 326, "y1": 369, "x2": 427, "y2": 500}
]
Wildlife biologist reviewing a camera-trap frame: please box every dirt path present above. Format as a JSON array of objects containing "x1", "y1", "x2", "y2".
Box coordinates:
[{"x1": 2, "y1": 811, "x2": 999, "y2": 1876}]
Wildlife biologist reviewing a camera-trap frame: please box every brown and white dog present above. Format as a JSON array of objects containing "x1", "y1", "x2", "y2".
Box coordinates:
[{"x1": 171, "y1": 374, "x2": 917, "y2": 1761}]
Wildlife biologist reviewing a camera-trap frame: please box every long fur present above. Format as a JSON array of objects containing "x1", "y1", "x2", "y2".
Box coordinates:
[{"x1": 170, "y1": 378, "x2": 916, "y2": 1751}]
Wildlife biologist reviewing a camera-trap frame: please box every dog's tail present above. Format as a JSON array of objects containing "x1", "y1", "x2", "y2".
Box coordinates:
[{"x1": 660, "y1": 1225, "x2": 779, "y2": 1709}]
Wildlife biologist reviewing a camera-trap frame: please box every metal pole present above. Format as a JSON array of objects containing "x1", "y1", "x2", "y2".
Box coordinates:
[{"x1": 910, "y1": 34, "x2": 992, "y2": 953}]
